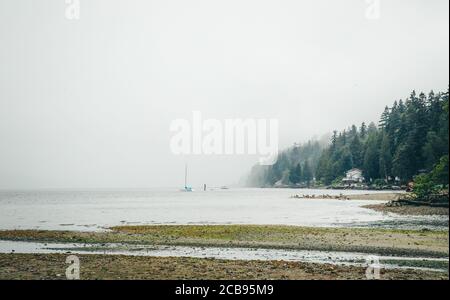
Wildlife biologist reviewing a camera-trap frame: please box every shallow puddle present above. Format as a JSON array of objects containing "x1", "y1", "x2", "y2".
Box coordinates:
[{"x1": 0, "y1": 240, "x2": 447, "y2": 273}]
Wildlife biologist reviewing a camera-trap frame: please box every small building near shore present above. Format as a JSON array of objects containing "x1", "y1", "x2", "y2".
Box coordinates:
[{"x1": 342, "y1": 168, "x2": 364, "y2": 184}]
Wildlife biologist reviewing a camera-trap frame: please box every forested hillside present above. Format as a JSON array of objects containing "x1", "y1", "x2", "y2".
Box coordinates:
[
  {"x1": 247, "y1": 89, "x2": 449, "y2": 187},
  {"x1": 246, "y1": 140, "x2": 324, "y2": 187}
]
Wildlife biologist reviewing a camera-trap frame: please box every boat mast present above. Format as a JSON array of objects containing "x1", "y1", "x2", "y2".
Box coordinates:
[{"x1": 185, "y1": 163, "x2": 188, "y2": 188}]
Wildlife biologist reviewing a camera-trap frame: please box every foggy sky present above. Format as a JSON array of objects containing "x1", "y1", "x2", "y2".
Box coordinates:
[{"x1": 0, "y1": 0, "x2": 449, "y2": 189}]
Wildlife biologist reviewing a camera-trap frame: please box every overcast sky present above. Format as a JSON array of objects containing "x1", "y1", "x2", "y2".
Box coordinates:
[{"x1": 0, "y1": 0, "x2": 448, "y2": 189}]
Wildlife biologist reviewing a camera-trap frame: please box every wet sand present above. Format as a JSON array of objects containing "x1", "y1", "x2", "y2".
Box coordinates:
[
  {"x1": 0, "y1": 253, "x2": 447, "y2": 280},
  {"x1": 1, "y1": 225, "x2": 448, "y2": 280},
  {"x1": 1, "y1": 225, "x2": 448, "y2": 257}
]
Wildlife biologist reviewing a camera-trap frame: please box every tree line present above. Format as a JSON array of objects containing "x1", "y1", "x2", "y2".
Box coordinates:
[
  {"x1": 246, "y1": 140, "x2": 324, "y2": 187},
  {"x1": 247, "y1": 89, "x2": 449, "y2": 187}
]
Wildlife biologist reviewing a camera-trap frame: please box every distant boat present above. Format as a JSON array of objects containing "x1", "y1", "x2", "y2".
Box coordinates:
[
  {"x1": 220, "y1": 186, "x2": 229, "y2": 190},
  {"x1": 183, "y1": 164, "x2": 193, "y2": 192}
]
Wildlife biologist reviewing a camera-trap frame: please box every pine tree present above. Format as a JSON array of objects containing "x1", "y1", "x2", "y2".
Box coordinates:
[
  {"x1": 392, "y1": 142, "x2": 416, "y2": 183},
  {"x1": 422, "y1": 131, "x2": 447, "y2": 171},
  {"x1": 341, "y1": 130, "x2": 347, "y2": 146},
  {"x1": 331, "y1": 131, "x2": 338, "y2": 150},
  {"x1": 360, "y1": 122, "x2": 367, "y2": 139},
  {"x1": 350, "y1": 125, "x2": 358, "y2": 138},
  {"x1": 387, "y1": 101, "x2": 401, "y2": 150},
  {"x1": 289, "y1": 163, "x2": 302, "y2": 185},
  {"x1": 303, "y1": 161, "x2": 313, "y2": 186},
  {"x1": 363, "y1": 133, "x2": 380, "y2": 181},
  {"x1": 379, "y1": 132, "x2": 392, "y2": 181},
  {"x1": 340, "y1": 149, "x2": 353, "y2": 174},
  {"x1": 248, "y1": 88, "x2": 449, "y2": 188},
  {"x1": 367, "y1": 122, "x2": 377, "y2": 135},
  {"x1": 379, "y1": 106, "x2": 390, "y2": 129},
  {"x1": 350, "y1": 135, "x2": 363, "y2": 168}
]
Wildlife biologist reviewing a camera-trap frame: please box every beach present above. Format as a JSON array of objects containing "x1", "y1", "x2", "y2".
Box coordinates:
[
  {"x1": 0, "y1": 189, "x2": 448, "y2": 280},
  {"x1": 1, "y1": 253, "x2": 446, "y2": 280},
  {"x1": 0, "y1": 225, "x2": 448, "y2": 280}
]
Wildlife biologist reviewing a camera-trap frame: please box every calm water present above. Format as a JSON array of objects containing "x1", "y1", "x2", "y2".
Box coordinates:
[{"x1": 0, "y1": 188, "x2": 447, "y2": 231}]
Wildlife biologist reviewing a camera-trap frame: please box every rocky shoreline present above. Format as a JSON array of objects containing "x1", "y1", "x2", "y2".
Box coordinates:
[
  {"x1": 291, "y1": 192, "x2": 404, "y2": 201},
  {"x1": 363, "y1": 203, "x2": 449, "y2": 216},
  {"x1": 289, "y1": 192, "x2": 449, "y2": 216}
]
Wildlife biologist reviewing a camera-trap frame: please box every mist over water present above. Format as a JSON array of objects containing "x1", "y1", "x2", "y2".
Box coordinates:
[
  {"x1": 0, "y1": 0, "x2": 449, "y2": 189},
  {"x1": 0, "y1": 189, "x2": 447, "y2": 231}
]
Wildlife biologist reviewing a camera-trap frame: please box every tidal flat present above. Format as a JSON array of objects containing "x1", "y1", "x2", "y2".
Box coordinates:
[
  {"x1": 1, "y1": 225, "x2": 447, "y2": 257},
  {"x1": 0, "y1": 253, "x2": 447, "y2": 280},
  {"x1": 0, "y1": 225, "x2": 448, "y2": 280}
]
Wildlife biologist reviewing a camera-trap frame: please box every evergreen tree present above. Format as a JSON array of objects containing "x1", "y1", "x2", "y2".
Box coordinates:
[
  {"x1": 289, "y1": 163, "x2": 302, "y2": 185},
  {"x1": 360, "y1": 122, "x2": 367, "y2": 139},
  {"x1": 350, "y1": 135, "x2": 363, "y2": 168},
  {"x1": 392, "y1": 142, "x2": 416, "y2": 182},
  {"x1": 431, "y1": 155, "x2": 449, "y2": 185},
  {"x1": 315, "y1": 149, "x2": 334, "y2": 185},
  {"x1": 422, "y1": 122, "x2": 448, "y2": 172},
  {"x1": 247, "y1": 141, "x2": 324, "y2": 187},
  {"x1": 350, "y1": 125, "x2": 358, "y2": 138},
  {"x1": 363, "y1": 133, "x2": 380, "y2": 181},
  {"x1": 341, "y1": 130, "x2": 347, "y2": 146},
  {"x1": 339, "y1": 149, "x2": 353, "y2": 174},
  {"x1": 379, "y1": 132, "x2": 392, "y2": 180},
  {"x1": 379, "y1": 106, "x2": 390, "y2": 129},
  {"x1": 331, "y1": 131, "x2": 338, "y2": 150},
  {"x1": 387, "y1": 101, "x2": 401, "y2": 149},
  {"x1": 303, "y1": 161, "x2": 313, "y2": 186},
  {"x1": 248, "y1": 88, "x2": 449, "y2": 188},
  {"x1": 367, "y1": 122, "x2": 377, "y2": 135}
]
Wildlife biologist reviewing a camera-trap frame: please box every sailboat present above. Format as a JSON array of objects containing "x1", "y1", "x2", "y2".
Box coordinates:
[{"x1": 183, "y1": 164, "x2": 193, "y2": 192}]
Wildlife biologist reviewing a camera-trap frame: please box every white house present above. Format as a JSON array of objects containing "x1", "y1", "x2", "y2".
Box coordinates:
[{"x1": 342, "y1": 168, "x2": 364, "y2": 184}]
